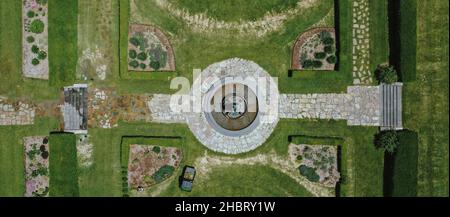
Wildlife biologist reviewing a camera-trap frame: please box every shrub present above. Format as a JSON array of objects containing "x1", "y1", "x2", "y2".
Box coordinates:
[
  {"x1": 139, "y1": 63, "x2": 146, "y2": 69},
  {"x1": 150, "y1": 61, "x2": 160, "y2": 70},
  {"x1": 375, "y1": 65, "x2": 398, "y2": 84},
  {"x1": 302, "y1": 59, "x2": 314, "y2": 68},
  {"x1": 128, "y1": 60, "x2": 139, "y2": 68},
  {"x1": 324, "y1": 45, "x2": 334, "y2": 54},
  {"x1": 152, "y1": 146, "x2": 161, "y2": 154},
  {"x1": 296, "y1": 155, "x2": 302, "y2": 161},
  {"x1": 26, "y1": 36, "x2": 35, "y2": 43},
  {"x1": 314, "y1": 52, "x2": 327, "y2": 59},
  {"x1": 38, "y1": 51, "x2": 47, "y2": 60},
  {"x1": 128, "y1": 49, "x2": 137, "y2": 59},
  {"x1": 27, "y1": 10, "x2": 35, "y2": 18},
  {"x1": 31, "y1": 45, "x2": 39, "y2": 54},
  {"x1": 29, "y1": 19, "x2": 45, "y2": 34},
  {"x1": 32, "y1": 58, "x2": 40, "y2": 66},
  {"x1": 312, "y1": 60, "x2": 323, "y2": 68},
  {"x1": 137, "y1": 52, "x2": 147, "y2": 61},
  {"x1": 299, "y1": 165, "x2": 320, "y2": 182},
  {"x1": 152, "y1": 165, "x2": 175, "y2": 183},
  {"x1": 326, "y1": 55, "x2": 337, "y2": 64},
  {"x1": 322, "y1": 37, "x2": 334, "y2": 46},
  {"x1": 374, "y1": 130, "x2": 399, "y2": 154},
  {"x1": 319, "y1": 31, "x2": 332, "y2": 40},
  {"x1": 129, "y1": 37, "x2": 140, "y2": 47}
]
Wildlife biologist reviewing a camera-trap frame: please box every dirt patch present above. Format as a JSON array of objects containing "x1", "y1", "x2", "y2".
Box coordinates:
[
  {"x1": 127, "y1": 144, "x2": 182, "y2": 189},
  {"x1": 289, "y1": 144, "x2": 340, "y2": 187},
  {"x1": 87, "y1": 88, "x2": 120, "y2": 128},
  {"x1": 127, "y1": 24, "x2": 175, "y2": 72},
  {"x1": 23, "y1": 136, "x2": 50, "y2": 197},
  {"x1": 291, "y1": 27, "x2": 336, "y2": 70}
]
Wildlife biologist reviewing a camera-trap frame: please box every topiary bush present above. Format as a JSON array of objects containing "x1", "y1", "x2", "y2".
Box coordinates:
[
  {"x1": 129, "y1": 49, "x2": 137, "y2": 59},
  {"x1": 27, "y1": 10, "x2": 35, "y2": 18},
  {"x1": 129, "y1": 60, "x2": 139, "y2": 68},
  {"x1": 38, "y1": 51, "x2": 47, "y2": 60},
  {"x1": 29, "y1": 19, "x2": 45, "y2": 34},
  {"x1": 374, "y1": 130, "x2": 399, "y2": 154},
  {"x1": 375, "y1": 65, "x2": 398, "y2": 84},
  {"x1": 31, "y1": 45, "x2": 39, "y2": 54},
  {"x1": 298, "y1": 165, "x2": 320, "y2": 182},
  {"x1": 152, "y1": 146, "x2": 161, "y2": 154},
  {"x1": 129, "y1": 37, "x2": 140, "y2": 47},
  {"x1": 150, "y1": 61, "x2": 160, "y2": 70},
  {"x1": 152, "y1": 165, "x2": 175, "y2": 183},
  {"x1": 32, "y1": 58, "x2": 40, "y2": 66},
  {"x1": 324, "y1": 45, "x2": 334, "y2": 54},
  {"x1": 314, "y1": 52, "x2": 326, "y2": 59},
  {"x1": 326, "y1": 55, "x2": 337, "y2": 64},
  {"x1": 26, "y1": 36, "x2": 35, "y2": 43},
  {"x1": 312, "y1": 60, "x2": 323, "y2": 68},
  {"x1": 137, "y1": 52, "x2": 147, "y2": 61},
  {"x1": 322, "y1": 37, "x2": 334, "y2": 46}
]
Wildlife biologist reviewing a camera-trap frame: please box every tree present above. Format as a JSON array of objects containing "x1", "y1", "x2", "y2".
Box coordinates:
[
  {"x1": 31, "y1": 45, "x2": 39, "y2": 54},
  {"x1": 29, "y1": 19, "x2": 45, "y2": 34},
  {"x1": 32, "y1": 58, "x2": 40, "y2": 66},
  {"x1": 375, "y1": 65, "x2": 398, "y2": 84},
  {"x1": 26, "y1": 36, "x2": 35, "y2": 43},
  {"x1": 38, "y1": 51, "x2": 47, "y2": 60},
  {"x1": 150, "y1": 61, "x2": 160, "y2": 70},
  {"x1": 374, "y1": 130, "x2": 399, "y2": 154},
  {"x1": 128, "y1": 49, "x2": 137, "y2": 59}
]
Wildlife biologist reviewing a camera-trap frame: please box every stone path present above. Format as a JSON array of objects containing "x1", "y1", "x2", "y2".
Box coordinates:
[
  {"x1": 279, "y1": 85, "x2": 380, "y2": 126},
  {"x1": 352, "y1": 0, "x2": 372, "y2": 84},
  {"x1": 0, "y1": 98, "x2": 35, "y2": 126},
  {"x1": 148, "y1": 94, "x2": 186, "y2": 123}
]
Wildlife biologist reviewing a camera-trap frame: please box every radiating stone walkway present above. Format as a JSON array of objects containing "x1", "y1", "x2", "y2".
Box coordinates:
[
  {"x1": 352, "y1": 0, "x2": 372, "y2": 84},
  {"x1": 279, "y1": 86, "x2": 380, "y2": 126}
]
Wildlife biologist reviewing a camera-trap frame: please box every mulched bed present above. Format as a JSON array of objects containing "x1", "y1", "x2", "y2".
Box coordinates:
[{"x1": 23, "y1": 136, "x2": 50, "y2": 197}]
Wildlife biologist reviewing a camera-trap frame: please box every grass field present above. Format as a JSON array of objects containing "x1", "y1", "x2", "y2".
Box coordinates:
[
  {"x1": 384, "y1": 130, "x2": 419, "y2": 197},
  {"x1": 49, "y1": 133, "x2": 79, "y2": 197},
  {"x1": 403, "y1": 0, "x2": 449, "y2": 197},
  {"x1": 48, "y1": 0, "x2": 78, "y2": 86},
  {"x1": 168, "y1": 0, "x2": 299, "y2": 22},
  {"x1": 160, "y1": 165, "x2": 314, "y2": 197}
]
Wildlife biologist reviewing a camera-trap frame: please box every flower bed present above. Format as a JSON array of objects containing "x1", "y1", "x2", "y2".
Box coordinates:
[
  {"x1": 289, "y1": 143, "x2": 340, "y2": 187},
  {"x1": 22, "y1": 0, "x2": 49, "y2": 79},
  {"x1": 292, "y1": 28, "x2": 337, "y2": 71},
  {"x1": 127, "y1": 144, "x2": 181, "y2": 189},
  {"x1": 127, "y1": 24, "x2": 175, "y2": 72},
  {"x1": 23, "y1": 136, "x2": 49, "y2": 197}
]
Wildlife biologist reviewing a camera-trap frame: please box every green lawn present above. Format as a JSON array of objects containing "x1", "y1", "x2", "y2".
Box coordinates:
[
  {"x1": 369, "y1": 0, "x2": 390, "y2": 73},
  {"x1": 168, "y1": 0, "x2": 299, "y2": 22},
  {"x1": 387, "y1": 130, "x2": 419, "y2": 197},
  {"x1": 161, "y1": 165, "x2": 314, "y2": 197},
  {"x1": 403, "y1": 0, "x2": 449, "y2": 197},
  {"x1": 49, "y1": 133, "x2": 79, "y2": 197},
  {"x1": 48, "y1": 0, "x2": 78, "y2": 86}
]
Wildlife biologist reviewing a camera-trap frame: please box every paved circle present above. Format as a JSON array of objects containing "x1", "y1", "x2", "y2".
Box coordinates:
[{"x1": 186, "y1": 58, "x2": 279, "y2": 154}]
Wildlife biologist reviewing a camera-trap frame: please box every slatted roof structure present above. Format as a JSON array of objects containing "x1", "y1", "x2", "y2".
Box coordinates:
[
  {"x1": 62, "y1": 84, "x2": 88, "y2": 134},
  {"x1": 380, "y1": 83, "x2": 403, "y2": 131}
]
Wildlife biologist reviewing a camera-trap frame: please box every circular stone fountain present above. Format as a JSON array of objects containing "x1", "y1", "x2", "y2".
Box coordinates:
[{"x1": 186, "y1": 58, "x2": 279, "y2": 154}]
